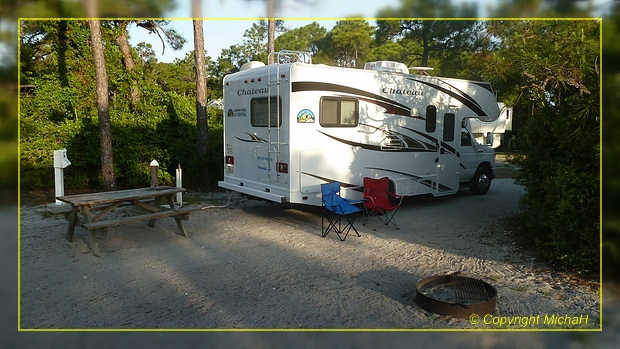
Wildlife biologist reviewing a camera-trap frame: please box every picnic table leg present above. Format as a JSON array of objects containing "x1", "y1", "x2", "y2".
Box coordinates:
[
  {"x1": 164, "y1": 194, "x2": 187, "y2": 237},
  {"x1": 65, "y1": 206, "x2": 78, "y2": 242},
  {"x1": 174, "y1": 218, "x2": 188, "y2": 237},
  {"x1": 147, "y1": 195, "x2": 163, "y2": 227},
  {"x1": 89, "y1": 230, "x2": 102, "y2": 257},
  {"x1": 82, "y1": 206, "x2": 102, "y2": 257}
]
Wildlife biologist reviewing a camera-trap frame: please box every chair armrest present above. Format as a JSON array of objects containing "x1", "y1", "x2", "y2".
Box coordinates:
[
  {"x1": 345, "y1": 200, "x2": 363, "y2": 207},
  {"x1": 362, "y1": 195, "x2": 376, "y2": 205},
  {"x1": 387, "y1": 191, "x2": 404, "y2": 205}
]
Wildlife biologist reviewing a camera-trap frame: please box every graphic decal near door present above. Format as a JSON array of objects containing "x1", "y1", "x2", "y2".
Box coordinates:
[
  {"x1": 297, "y1": 109, "x2": 315, "y2": 123},
  {"x1": 317, "y1": 127, "x2": 438, "y2": 153},
  {"x1": 235, "y1": 132, "x2": 268, "y2": 143}
]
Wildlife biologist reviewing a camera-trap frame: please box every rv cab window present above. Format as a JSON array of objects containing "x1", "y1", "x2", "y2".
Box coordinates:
[
  {"x1": 461, "y1": 127, "x2": 472, "y2": 147},
  {"x1": 319, "y1": 97, "x2": 359, "y2": 127},
  {"x1": 251, "y1": 97, "x2": 282, "y2": 127}
]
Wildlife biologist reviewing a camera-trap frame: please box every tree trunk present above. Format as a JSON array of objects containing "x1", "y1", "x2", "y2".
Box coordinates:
[
  {"x1": 421, "y1": 36, "x2": 429, "y2": 67},
  {"x1": 267, "y1": 0, "x2": 275, "y2": 64},
  {"x1": 115, "y1": 24, "x2": 140, "y2": 105},
  {"x1": 88, "y1": 20, "x2": 116, "y2": 191},
  {"x1": 193, "y1": 13, "x2": 209, "y2": 184},
  {"x1": 268, "y1": 19, "x2": 275, "y2": 64}
]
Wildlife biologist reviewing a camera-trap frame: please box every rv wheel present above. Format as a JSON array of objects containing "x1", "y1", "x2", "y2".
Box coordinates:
[{"x1": 470, "y1": 168, "x2": 491, "y2": 195}]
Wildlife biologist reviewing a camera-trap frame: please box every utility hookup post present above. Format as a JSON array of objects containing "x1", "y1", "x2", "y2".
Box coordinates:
[
  {"x1": 53, "y1": 149, "x2": 71, "y2": 205},
  {"x1": 150, "y1": 160, "x2": 159, "y2": 187},
  {"x1": 176, "y1": 164, "x2": 182, "y2": 207}
]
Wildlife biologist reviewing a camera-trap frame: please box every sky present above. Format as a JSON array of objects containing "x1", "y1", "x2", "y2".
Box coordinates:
[
  {"x1": 127, "y1": 0, "x2": 402, "y2": 63},
  {"x1": 127, "y1": 0, "x2": 611, "y2": 64}
]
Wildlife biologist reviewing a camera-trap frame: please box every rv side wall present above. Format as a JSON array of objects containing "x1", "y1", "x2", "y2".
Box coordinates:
[{"x1": 219, "y1": 60, "x2": 499, "y2": 206}]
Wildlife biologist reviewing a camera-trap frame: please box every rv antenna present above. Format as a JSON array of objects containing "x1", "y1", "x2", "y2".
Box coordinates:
[{"x1": 408, "y1": 67, "x2": 434, "y2": 76}]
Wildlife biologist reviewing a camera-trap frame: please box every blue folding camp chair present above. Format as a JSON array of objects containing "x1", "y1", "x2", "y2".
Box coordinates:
[{"x1": 321, "y1": 182, "x2": 362, "y2": 241}]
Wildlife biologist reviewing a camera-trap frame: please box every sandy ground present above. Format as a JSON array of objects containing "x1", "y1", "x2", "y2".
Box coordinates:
[{"x1": 8, "y1": 157, "x2": 618, "y2": 347}]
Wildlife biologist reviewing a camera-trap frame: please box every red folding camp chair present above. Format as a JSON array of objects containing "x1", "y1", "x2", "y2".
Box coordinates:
[{"x1": 362, "y1": 177, "x2": 403, "y2": 230}]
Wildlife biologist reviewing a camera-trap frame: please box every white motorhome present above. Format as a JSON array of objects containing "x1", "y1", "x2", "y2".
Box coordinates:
[
  {"x1": 466, "y1": 102, "x2": 513, "y2": 148},
  {"x1": 218, "y1": 51, "x2": 500, "y2": 206}
]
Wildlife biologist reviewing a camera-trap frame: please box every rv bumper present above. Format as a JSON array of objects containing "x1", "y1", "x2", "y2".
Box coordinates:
[{"x1": 218, "y1": 181, "x2": 287, "y2": 203}]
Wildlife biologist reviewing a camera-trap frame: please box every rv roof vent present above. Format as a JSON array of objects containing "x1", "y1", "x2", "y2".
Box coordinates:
[
  {"x1": 240, "y1": 61, "x2": 266, "y2": 71},
  {"x1": 364, "y1": 61, "x2": 408, "y2": 74}
]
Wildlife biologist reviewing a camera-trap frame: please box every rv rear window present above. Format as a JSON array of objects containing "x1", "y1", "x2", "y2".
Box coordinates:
[
  {"x1": 320, "y1": 97, "x2": 358, "y2": 127},
  {"x1": 251, "y1": 97, "x2": 282, "y2": 127}
]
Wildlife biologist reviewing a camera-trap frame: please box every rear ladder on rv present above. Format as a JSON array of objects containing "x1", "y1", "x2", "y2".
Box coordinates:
[{"x1": 264, "y1": 50, "x2": 312, "y2": 183}]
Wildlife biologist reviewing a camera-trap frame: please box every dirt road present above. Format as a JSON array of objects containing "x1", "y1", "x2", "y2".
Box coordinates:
[{"x1": 18, "y1": 177, "x2": 600, "y2": 330}]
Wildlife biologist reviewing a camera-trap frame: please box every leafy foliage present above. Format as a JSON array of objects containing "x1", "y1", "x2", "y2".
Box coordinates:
[
  {"x1": 375, "y1": 19, "x2": 485, "y2": 68},
  {"x1": 600, "y1": 8, "x2": 620, "y2": 279},
  {"x1": 319, "y1": 20, "x2": 375, "y2": 68},
  {"x1": 19, "y1": 20, "x2": 222, "y2": 191},
  {"x1": 275, "y1": 21, "x2": 327, "y2": 55},
  {"x1": 479, "y1": 20, "x2": 600, "y2": 273}
]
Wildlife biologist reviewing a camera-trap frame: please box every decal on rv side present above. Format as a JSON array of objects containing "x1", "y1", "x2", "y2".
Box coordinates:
[
  {"x1": 235, "y1": 132, "x2": 268, "y2": 143},
  {"x1": 360, "y1": 123, "x2": 437, "y2": 151},
  {"x1": 237, "y1": 88, "x2": 268, "y2": 96},
  {"x1": 228, "y1": 108, "x2": 247, "y2": 117},
  {"x1": 382, "y1": 87, "x2": 424, "y2": 96},
  {"x1": 293, "y1": 80, "x2": 490, "y2": 118},
  {"x1": 407, "y1": 78, "x2": 487, "y2": 117},
  {"x1": 292, "y1": 82, "x2": 414, "y2": 118},
  {"x1": 300, "y1": 169, "x2": 452, "y2": 193},
  {"x1": 297, "y1": 109, "x2": 315, "y2": 123},
  {"x1": 317, "y1": 130, "x2": 437, "y2": 153},
  {"x1": 364, "y1": 166, "x2": 453, "y2": 192}
]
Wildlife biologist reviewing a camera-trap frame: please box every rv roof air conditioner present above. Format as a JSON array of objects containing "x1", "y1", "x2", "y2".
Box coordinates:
[
  {"x1": 240, "y1": 61, "x2": 265, "y2": 71},
  {"x1": 364, "y1": 61, "x2": 409, "y2": 74}
]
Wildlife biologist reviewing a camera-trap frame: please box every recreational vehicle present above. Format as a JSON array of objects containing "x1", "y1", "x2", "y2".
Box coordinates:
[{"x1": 218, "y1": 51, "x2": 500, "y2": 206}]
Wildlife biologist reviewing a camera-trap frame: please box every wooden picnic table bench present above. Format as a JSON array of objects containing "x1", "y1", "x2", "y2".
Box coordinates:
[{"x1": 56, "y1": 186, "x2": 201, "y2": 257}]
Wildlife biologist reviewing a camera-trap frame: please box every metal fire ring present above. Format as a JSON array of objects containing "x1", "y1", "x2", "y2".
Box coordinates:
[{"x1": 415, "y1": 274, "x2": 497, "y2": 319}]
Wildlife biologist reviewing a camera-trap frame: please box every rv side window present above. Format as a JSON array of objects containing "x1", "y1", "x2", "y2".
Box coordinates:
[
  {"x1": 320, "y1": 97, "x2": 358, "y2": 127},
  {"x1": 426, "y1": 105, "x2": 436, "y2": 133},
  {"x1": 443, "y1": 113, "x2": 455, "y2": 142},
  {"x1": 251, "y1": 97, "x2": 282, "y2": 127},
  {"x1": 461, "y1": 128, "x2": 472, "y2": 146}
]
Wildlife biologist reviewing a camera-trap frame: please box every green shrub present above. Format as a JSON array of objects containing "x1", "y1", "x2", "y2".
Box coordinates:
[
  {"x1": 517, "y1": 163, "x2": 599, "y2": 273},
  {"x1": 512, "y1": 100, "x2": 599, "y2": 274}
]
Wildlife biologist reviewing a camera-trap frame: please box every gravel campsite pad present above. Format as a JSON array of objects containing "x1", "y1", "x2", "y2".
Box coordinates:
[{"x1": 19, "y1": 175, "x2": 601, "y2": 330}]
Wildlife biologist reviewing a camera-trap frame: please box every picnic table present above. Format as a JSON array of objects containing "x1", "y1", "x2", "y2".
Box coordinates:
[{"x1": 56, "y1": 186, "x2": 199, "y2": 257}]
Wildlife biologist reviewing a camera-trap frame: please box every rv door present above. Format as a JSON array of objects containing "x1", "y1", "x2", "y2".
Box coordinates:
[
  {"x1": 435, "y1": 112, "x2": 460, "y2": 196},
  {"x1": 459, "y1": 125, "x2": 478, "y2": 182}
]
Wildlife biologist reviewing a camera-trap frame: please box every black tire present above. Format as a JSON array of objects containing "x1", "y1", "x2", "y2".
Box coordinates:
[{"x1": 469, "y1": 168, "x2": 492, "y2": 195}]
